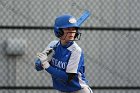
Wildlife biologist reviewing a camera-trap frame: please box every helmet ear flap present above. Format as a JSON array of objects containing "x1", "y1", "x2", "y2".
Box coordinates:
[
  {"x1": 74, "y1": 31, "x2": 81, "y2": 40},
  {"x1": 75, "y1": 33, "x2": 79, "y2": 38},
  {"x1": 74, "y1": 32, "x2": 79, "y2": 39},
  {"x1": 74, "y1": 28, "x2": 79, "y2": 38},
  {"x1": 57, "y1": 29, "x2": 64, "y2": 37}
]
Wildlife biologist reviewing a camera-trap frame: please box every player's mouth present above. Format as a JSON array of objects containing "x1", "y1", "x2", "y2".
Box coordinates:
[{"x1": 69, "y1": 36, "x2": 74, "y2": 38}]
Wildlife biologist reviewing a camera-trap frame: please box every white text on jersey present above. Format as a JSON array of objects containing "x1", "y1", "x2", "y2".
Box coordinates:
[{"x1": 51, "y1": 58, "x2": 67, "y2": 69}]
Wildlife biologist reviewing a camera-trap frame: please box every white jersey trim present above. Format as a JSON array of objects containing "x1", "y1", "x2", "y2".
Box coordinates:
[
  {"x1": 66, "y1": 42, "x2": 82, "y2": 73},
  {"x1": 78, "y1": 72, "x2": 88, "y2": 88},
  {"x1": 42, "y1": 40, "x2": 59, "y2": 53}
]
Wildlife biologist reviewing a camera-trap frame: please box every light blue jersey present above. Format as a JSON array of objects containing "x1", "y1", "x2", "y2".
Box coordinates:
[{"x1": 38, "y1": 40, "x2": 88, "y2": 92}]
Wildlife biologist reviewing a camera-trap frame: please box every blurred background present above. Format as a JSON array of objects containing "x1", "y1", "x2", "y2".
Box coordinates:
[{"x1": 0, "y1": 0, "x2": 140, "y2": 93}]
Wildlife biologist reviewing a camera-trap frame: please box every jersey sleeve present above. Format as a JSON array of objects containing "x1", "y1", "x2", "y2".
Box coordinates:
[
  {"x1": 66, "y1": 44, "x2": 82, "y2": 73},
  {"x1": 45, "y1": 66, "x2": 68, "y2": 81},
  {"x1": 42, "y1": 40, "x2": 58, "y2": 53}
]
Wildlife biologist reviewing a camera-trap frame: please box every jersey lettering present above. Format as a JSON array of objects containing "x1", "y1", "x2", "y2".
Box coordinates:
[{"x1": 51, "y1": 58, "x2": 67, "y2": 69}]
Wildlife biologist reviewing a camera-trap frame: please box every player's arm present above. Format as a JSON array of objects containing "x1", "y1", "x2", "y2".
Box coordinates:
[
  {"x1": 66, "y1": 46, "x2": 82, "y2": 74},
  {"x1": 67, "y1": 73, "x2": 76, "y2": 83},
  {"x1": 36, "y1": 54, "x2": 78, "y2": 83},
  {"x1": 45, "y1": 66, "x2": 68, "y2": 81},
  {"x1": 37, "y1": 51, "x2": 77, "y2": 82},
  {"x1": 35, "y1": 40, "x2": 58, "y2": 71},
  {"x1": 45, "y1": 66, "x2": 76, "y2": 82},
  {"x1": 36, "y1": 50, "x2": 69, "y2": 81},
  {"x1": 66, "y1": 46, "x2": 83, "y2": 82},
  {"x1": 35, "y1": 48, "x2": 54, "y2": 71},
  {"x1": 65, "y1": 47, "x2": 83, "y2": 83}
]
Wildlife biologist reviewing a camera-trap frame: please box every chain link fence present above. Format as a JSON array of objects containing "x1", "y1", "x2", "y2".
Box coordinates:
[{"x1": 0, "y1": 0, "x2": 140, "y2": 93}]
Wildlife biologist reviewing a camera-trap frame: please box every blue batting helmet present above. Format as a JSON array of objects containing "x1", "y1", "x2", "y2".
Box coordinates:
[{"x1": 54, "y1": 15, "x2": 80, "y2": 38}]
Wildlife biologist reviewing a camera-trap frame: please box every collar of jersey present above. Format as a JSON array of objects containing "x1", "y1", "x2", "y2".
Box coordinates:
[{"x1": 60, "y1": 41, "x2": 74, "y2": 48}]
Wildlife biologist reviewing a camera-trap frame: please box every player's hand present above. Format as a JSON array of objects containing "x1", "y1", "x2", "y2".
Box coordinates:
[
  {"x1": 37, "y1": 52, "x2": 50, "y2": 69},
  {"x1": 35, "y1": 59, "x2": 44, "y2": 71},
  {"x1": 36, "y1": 48, "x2": 54, "y2": 69},
  {"x1": 42, "y1": 48, "x2": 54, "y2": 62},
  {"x1": 37, "y1": 52, "x2": 48, "y2": 63}
]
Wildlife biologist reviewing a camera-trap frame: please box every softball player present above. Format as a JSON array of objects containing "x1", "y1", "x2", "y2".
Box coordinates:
[{"x1": 35, "y1": 14, "x2": 93, "y2": 93}]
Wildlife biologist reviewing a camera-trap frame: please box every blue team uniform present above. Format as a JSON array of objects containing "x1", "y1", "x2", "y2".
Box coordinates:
[{"x1": 35, "y1": 40, "x2": 88, "y2": 92}]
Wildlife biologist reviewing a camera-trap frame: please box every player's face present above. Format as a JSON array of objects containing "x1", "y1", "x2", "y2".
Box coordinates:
[{"x1": 61, "y1": 27, "x2": 76, "y2": 41}]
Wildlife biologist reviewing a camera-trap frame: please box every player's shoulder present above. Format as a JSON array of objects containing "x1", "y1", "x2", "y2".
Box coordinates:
[
  {"x1": 43, "y1": 40, "x2": 59, "y2": 51},
  {"x1": 42, "y1": 40, "x2": 59, "y2": 52},
  {"x1": 68, "y1": 42, "x2": 82, "y2": 53},
  {"x1": 47, "y1": 40, "x2": 59, "y2": 48}
]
